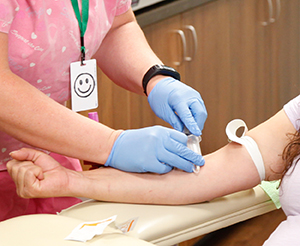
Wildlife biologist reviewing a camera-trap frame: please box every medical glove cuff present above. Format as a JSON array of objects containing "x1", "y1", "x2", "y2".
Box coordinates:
[{"x1": 104, "y1": 131, "x2": 126, "y2": 168}]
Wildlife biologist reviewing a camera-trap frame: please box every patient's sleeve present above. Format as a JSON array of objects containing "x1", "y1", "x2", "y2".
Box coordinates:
[
  {"x1": 283, "y1": 94, "x2": 300, "y2": 131},
  {"x1": 263, "y1": 216, "x2": 300, "y2": 246}
]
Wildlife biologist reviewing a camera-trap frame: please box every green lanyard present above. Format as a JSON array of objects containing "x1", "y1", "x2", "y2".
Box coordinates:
[{"x1": 70, "y1": 0, "x2": 89, "y2": 64}]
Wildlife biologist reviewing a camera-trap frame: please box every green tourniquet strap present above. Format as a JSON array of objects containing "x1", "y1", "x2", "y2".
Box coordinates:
[{"x1": 70, "y1": 0, "x2": 89, "y2": 38}]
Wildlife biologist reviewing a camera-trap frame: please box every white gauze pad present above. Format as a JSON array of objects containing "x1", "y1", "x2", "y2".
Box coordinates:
[{"x1": 226, "y1": 119, "x2": 265, "y2": 181}]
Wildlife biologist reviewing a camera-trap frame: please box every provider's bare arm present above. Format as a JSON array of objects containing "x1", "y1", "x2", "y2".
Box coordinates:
[
  {"x1": 93, "y1": 9, "x2": 166, "y2": 95},
  {"x1": 0, "y1": 8, "x2": 163, "y2": 164}
]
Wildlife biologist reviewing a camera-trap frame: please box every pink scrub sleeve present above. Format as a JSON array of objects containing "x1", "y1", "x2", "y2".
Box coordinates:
[
  {"x1": 0, "y1": 0, "x2": 18, "y2": 33},
  {"x1": 116, "y1": 0, "x2": 132, "y2": 15}
]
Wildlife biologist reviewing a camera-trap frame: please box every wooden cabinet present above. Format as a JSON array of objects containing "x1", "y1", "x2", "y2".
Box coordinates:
[
  {"x1": 88, "y1": 0, "x2": 300, "y2": 155},
  {"x1": 227, "y1": 0, "x2": 266, "y2": 127},
  {"x1": 273, "y1": 0, "x2": 300, "y2": 106},
  {"x1": 229, "y1": 0, "x2": 300, "y2": 128}
]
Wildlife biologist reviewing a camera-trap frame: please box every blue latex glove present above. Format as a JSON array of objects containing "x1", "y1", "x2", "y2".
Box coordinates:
[
  {"x1": 105, "y1": 126, "x2": 204, "y2": 174},
  {"x1": 148, "y1": 77, "x2": 207, "y2": 136}
]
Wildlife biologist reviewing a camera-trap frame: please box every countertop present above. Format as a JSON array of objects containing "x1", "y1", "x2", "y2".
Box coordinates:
[{"x1": 135, "y1": 0, "x2": 216, "y2": 28}]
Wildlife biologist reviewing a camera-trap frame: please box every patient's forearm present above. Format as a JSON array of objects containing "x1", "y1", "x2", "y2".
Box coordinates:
[
  {"x1": 70, "y1": 142, "x2": 261, "y2": 205},
  {"x1": 70, "y1": 110, "x2": 293, "y2": 204}
]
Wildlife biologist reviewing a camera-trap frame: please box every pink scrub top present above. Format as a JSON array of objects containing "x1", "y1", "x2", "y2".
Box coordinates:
[{"x1": 0, "y1": 0, "x2": 131, "y2": 221}]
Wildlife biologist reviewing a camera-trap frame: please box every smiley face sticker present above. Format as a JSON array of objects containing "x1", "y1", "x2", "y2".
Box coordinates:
[
  {"x1": 74, "y1": 73, "x2": 96, "y2": 98},
  {"x1": 70, "y1": 59, "x2": 98, "y2": 112}
]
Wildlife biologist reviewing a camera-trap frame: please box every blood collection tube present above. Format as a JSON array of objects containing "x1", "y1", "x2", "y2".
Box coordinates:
[{"x1": 184, "y1": 127, "x2": 202, "y2": 174}]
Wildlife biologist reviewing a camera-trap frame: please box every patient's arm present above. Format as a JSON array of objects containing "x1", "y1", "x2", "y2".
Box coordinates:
[{"x1": 7, "y1": 110, "x2": 294, "y2": 205}]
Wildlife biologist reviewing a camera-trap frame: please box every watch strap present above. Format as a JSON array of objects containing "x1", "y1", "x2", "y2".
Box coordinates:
[{"x1": 142, "y1": 65, "x2": 180, "y2": 95}]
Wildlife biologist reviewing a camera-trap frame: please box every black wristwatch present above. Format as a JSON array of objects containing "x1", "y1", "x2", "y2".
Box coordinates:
[{"x1": 142, "y1": 65, "x2": 181, "y2": 96}]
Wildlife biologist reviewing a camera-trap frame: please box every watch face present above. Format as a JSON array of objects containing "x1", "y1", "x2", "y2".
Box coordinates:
[{"x1": 156, "y1": 64, "x2": 172, "y2": 71}]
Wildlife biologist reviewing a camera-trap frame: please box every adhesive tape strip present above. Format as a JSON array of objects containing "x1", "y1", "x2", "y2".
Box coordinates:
[{"x1": 225, "y1": 119, "x2": 265, "y2": 181}]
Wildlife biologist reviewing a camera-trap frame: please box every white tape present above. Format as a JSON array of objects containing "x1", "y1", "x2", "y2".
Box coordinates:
[{"x1": 226, "y1": 119, "x2": 265, "y2": 181}]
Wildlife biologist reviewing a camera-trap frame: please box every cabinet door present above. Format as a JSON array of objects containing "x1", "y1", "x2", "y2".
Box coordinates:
[
  {"x1": 270, "y1": 0, "x2": 300, "y2": 106},
  {"x1": 181, "y1": 0, "x2": 232, "y2": 153},
  {"x1": 143, "y1": 15, "x2": 183, "y2": 71},
  {"x1": 229, "y1": 0, "x2": 300, "y2": 125},
  {"x1": 259, "y1": 0, "x2": 300, "y2": 118},
  {"x1": 228, "y1": 0, "x2": 268, "y2": 127}
]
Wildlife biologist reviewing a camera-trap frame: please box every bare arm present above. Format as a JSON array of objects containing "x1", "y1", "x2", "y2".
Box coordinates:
[
  {"x1": 246, "y1": 110, "x2": 293, "y2": 181},
  {"x1": 78, "y1": 107, "x2": 292, "y2": 204},
  {"x1": 0, "y1": 9, "x2": 170, "y2": 163},
  {"x1": 7, "y1": 109, "x2": 295, "y2": 204},
  {"x1": 0, "y1": 32, "x2": 121, "y2": 164},
  {"x1": 94, "y1": 9, "x2": 165, "y2": 95}
]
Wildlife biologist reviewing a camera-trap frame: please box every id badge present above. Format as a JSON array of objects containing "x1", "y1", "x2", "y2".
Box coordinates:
[{"x1": 70, "y1": 59, "x2": 98, "y2": 112}]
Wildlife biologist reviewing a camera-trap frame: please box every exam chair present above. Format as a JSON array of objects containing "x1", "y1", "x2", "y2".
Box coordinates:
[{"x1": 0, "y1": 185, "x2": 277, "y2": 245}]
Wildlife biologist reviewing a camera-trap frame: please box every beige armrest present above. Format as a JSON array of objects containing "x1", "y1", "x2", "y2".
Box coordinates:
[
  {"x1": 0, "y1": 214, "x2": 155, "y2": 246},
  {"x1": 59, "y1": 186, "x2": 276, "y2": 245}
]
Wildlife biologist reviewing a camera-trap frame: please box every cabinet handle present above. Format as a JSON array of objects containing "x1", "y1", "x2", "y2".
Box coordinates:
[
  {"x1": 262, "y1": 0, "x2": 275, "y2": 26},
  {"x1": 172, "y1": 29, "x2": 187, "y2": 66},
  {"x1": 184, "y1": 25, "x2": 198, "y2": 62},
  {"x1": 274, "y1": 0, "x2": 281, "y2": 22}
]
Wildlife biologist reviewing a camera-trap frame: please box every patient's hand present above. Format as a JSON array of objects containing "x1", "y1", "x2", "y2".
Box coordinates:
[{"x1": 7, "y1": 148, "x2": 76, "y2": 198}]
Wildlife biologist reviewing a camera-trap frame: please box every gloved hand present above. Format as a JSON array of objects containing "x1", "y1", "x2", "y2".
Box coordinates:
[
  {"x1": 148, "y1": 77, "x2": 207, "y2": 136},
  {"x1": 105, "y1": 126, "x2": 204, "y2": 174}
]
